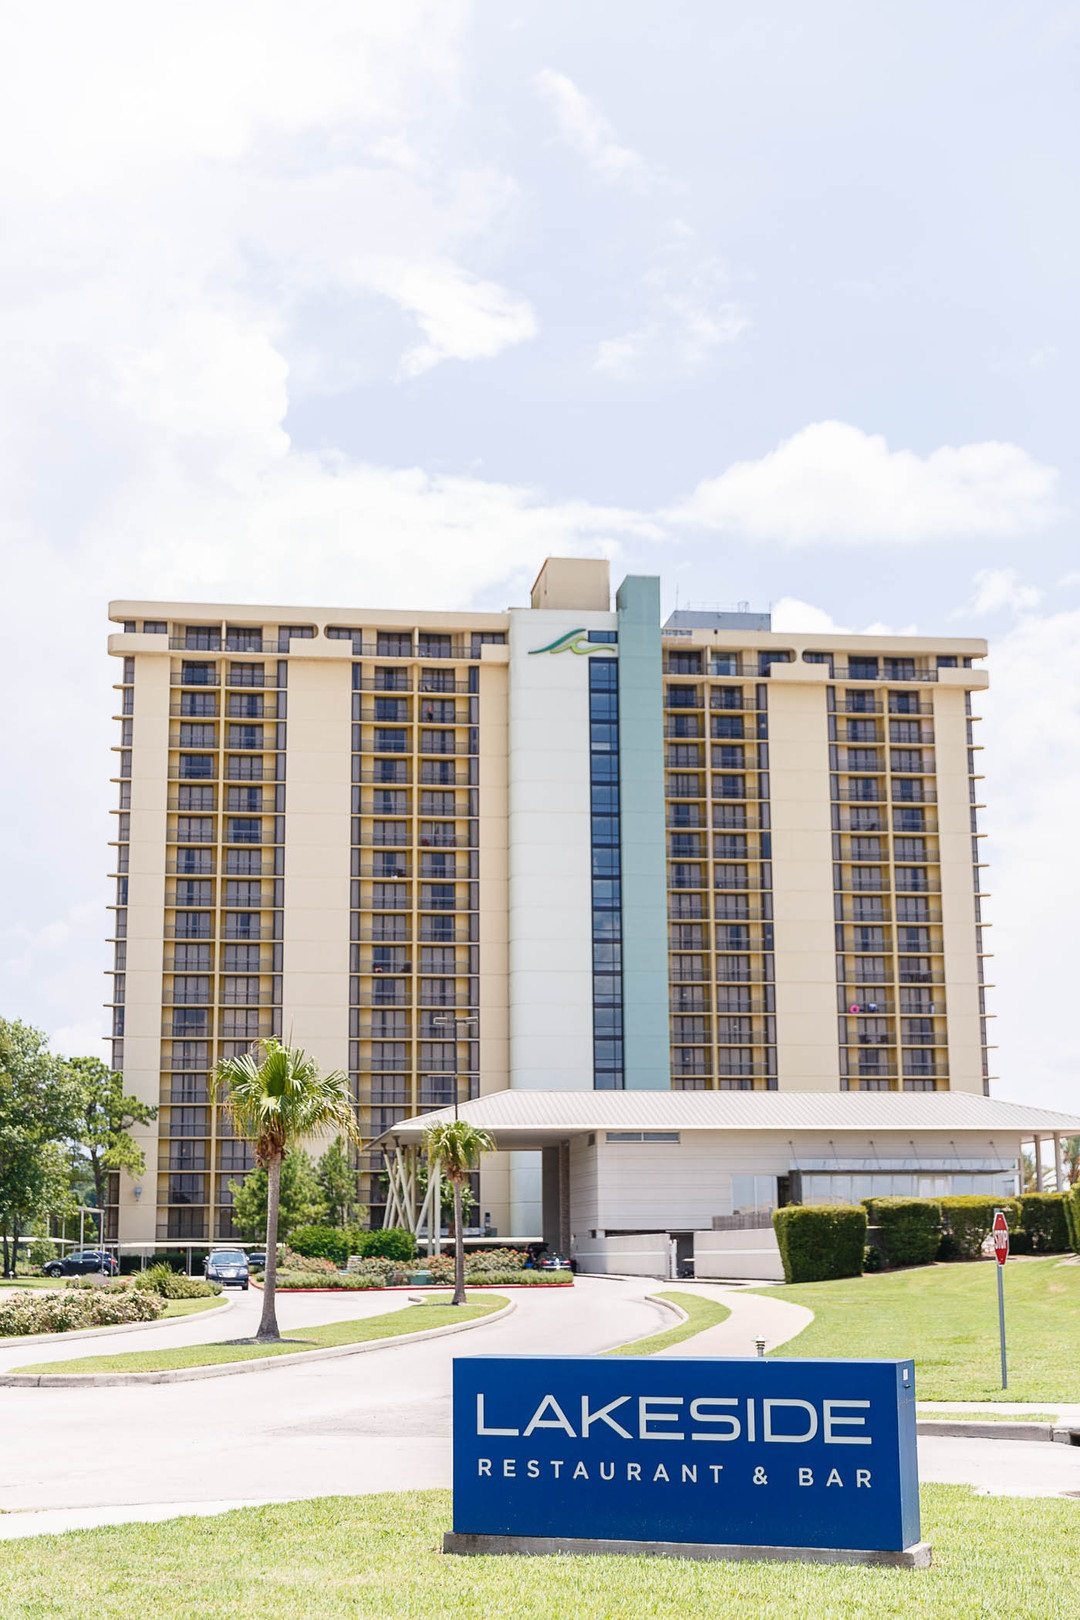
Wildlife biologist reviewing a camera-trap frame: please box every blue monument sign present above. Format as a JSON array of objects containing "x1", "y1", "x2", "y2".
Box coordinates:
[{"x1": 447, "y1": 1355, "x2": 926, "y2": 1566}]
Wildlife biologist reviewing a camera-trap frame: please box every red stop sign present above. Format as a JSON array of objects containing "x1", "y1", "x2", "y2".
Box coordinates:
[{"x1": 992, "y1": 1209, "x2": 1010, "y2": 1265}]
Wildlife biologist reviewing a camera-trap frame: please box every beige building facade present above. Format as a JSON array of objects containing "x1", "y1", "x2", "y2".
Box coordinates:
[{"x1": 106, "y1": 558, "x2": 990, "y2": 1247}]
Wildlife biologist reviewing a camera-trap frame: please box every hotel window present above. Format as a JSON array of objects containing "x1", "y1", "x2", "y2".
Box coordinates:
[{"x1": 229, "y1": 663, "x2": 265, "y2": 687}]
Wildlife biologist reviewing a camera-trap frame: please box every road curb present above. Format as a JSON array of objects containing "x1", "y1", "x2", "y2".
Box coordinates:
[
  {"x1": 917, "y1": 1418, "x2": 1080, "y2": 1445},
  {"x1": 0, "y1": 1296, "x2": 515, "y2": 1387},
  {"x1": 0, "y1": 1295, "x2": 234, "y2": 1351}
]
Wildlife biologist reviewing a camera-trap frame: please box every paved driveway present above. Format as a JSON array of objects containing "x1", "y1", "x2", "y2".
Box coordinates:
[
  {"x1": 0, "y1": 1276, "x2": 1076, "y2": 1529},
  {"x1": 0, "y1": 1278, "x2": 664, "y2": 1512}
]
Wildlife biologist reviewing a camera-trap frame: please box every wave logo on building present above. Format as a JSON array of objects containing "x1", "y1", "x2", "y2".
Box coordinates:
[{"x1": 528, "y1": 629, "x2": 618, "y2": 657}]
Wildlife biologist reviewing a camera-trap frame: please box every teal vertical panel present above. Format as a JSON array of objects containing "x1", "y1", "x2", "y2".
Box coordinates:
[{"x1": 615, "y1": 575, "x2": 670, "y2": 1089}]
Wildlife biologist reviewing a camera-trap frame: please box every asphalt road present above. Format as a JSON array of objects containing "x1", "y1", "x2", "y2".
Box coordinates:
[{"x1": 0, "y1": 1278, "x2": 1076, "y2": 1529}]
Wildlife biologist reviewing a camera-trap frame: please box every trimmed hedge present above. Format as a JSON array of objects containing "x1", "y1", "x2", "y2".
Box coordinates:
[
  {"x1": 938, "y1": 1196, "x2": 1021, "y2": 1261},
  {"x1": 772, "y1": 1204, "x2": 867, "y2": 1284},
  {"x1": 861, "y1": 1197, "x2": 942, "y2": 1268},
  {"x1": 1017, "y1": 1194, "x2": 1071, "y2": 1254},
  {"x1": 273, "y1": 1267, "x2": 570, "y2": 1291},
  {"x1": 0, "y1": 1289, "x2": 164, "y2": 1337},
  {"x1": 289, "y1": 1226, "x2": 418, "y2": 1266},
  {"x1": 1064, "y1": 1183, "x2": 1080, "y2": 1254}
]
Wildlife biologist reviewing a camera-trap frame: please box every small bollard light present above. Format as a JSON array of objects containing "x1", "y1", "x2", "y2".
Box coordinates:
[{"x1": 755, "y1": 1336, "x2": 766, "y2": 1358}]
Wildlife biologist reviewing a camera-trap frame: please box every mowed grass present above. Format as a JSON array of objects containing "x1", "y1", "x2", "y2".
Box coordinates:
[
  {"x1": 161, "y1": 1295, "x2": 229, "y2": 1320},
  {"x1": 0, "y1": 1487, "x2": 1077, "y2": 1619},
  {"x1": 14, "y1": 1295, "x2": 505, "y2": 1375},
  {"x1": 0, "y1": 1277, "x2": 63, "y2": 1290},
  {"x1": 605, "y1": 1290, "x2": 730, "y2": 1356},
  {"x1": 757, "y1": 1258, "x2": 1080, "y2": 1401}
]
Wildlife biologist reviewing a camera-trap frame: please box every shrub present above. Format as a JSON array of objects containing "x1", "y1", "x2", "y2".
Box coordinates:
[
  {"x1": 0, "y1": 1289, "x2": 164, "y2": 1337},
  {"x1": 132, "y1": 1264, "x2": 220, "y2": 1299},
  {"x1": 861, "y1": 1197, "x2": 942, "y2": 1268},
  {"x1": 278, "y1": 1247, "x2": 339, "y2": 1276},
  {"x1": 1065, "y1": 1182, "x2": 1080, "y2": 1254},
  {"x1": 345, "y1": 1257, "x2": 413, "y2": 1286},
  {"x1": 938, "y1": 1196, "x2": 1021, "y2": 1260},
  {"x1": 772, "y1": 1204, "x2": 867, "y2": 1283},
  {"x1": 352, "y1": 1228, "x2": 417, "y2": 1262},
  {"x1": 862, "y1": 1244, "x2": 884, "y2": 1273},
  {"x1": 288, "y1": 1226, "x2": 358, "y2": 1268},
  {"x1": 1017, "y1": 1193, "x2": 1071, "y2": 1254},
  {"x1": 274, "y1": 1272, "x2": 380, "y2": 1291}
]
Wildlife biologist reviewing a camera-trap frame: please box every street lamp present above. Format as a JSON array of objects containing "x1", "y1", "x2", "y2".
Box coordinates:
[{"x1": 430, "y1": 1013, "x2": 477, "y2": 1119}]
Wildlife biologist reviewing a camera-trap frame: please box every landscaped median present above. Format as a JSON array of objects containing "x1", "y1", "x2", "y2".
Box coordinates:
[
  {"x1": 605, "y1": 1291, "x2": 730, "y2": 1357},
  {"x1": 4, "y1": 1293, "x2": 510, "y2": 1384}
]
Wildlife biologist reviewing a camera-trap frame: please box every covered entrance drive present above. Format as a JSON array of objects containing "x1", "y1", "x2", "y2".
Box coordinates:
[{"x1": 375, "y1": 1089, "x2": 1080, "y2": 1277}]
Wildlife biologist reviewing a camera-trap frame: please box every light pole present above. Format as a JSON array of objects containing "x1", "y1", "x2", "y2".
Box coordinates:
[{"x1": 430, "y1": 1013, "x2": 477, "y2": 1119}]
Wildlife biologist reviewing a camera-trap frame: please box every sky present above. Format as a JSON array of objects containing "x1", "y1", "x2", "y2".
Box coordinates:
[{"x1": 1, "y1": 1, "x2": 1077, "y2": 1113}]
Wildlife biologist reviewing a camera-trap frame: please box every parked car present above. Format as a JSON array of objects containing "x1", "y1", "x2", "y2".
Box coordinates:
[
  {"x1": 42, "y1": 1250, "x2": 119, "y2": 1278},
  {"x1": 246, "y1": 1250, "x2": 267, "y2": 1270},
  {"x1": 205, "y1": 1249, "x2": 250, "y2": 1290}
]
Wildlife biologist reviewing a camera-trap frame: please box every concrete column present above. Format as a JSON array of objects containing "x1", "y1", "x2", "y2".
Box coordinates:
[
  {"x1": 541, "y1": 1143, "x2": 571, "y2": 1253},
  {"x1": 1053, "y1": 1133, "x2": 1063, "y2": 1192},
  {"x1": 1033, "y1": 1135, "x2": 1043, "y2": 1192}
]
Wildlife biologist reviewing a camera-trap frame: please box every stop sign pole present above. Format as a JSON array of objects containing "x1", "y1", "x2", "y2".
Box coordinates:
[{"x1": 992, "y1": 1209, "x2": 1009, "y2": 1389}]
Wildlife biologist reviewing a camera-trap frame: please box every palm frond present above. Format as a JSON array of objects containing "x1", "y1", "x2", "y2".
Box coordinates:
[
  {"x1": 211, "y1": 1038, "x2": 359, "y2": 1165},
  {"x1": 423, "y1": 1119, "x2": 494, "y2": 1182}
]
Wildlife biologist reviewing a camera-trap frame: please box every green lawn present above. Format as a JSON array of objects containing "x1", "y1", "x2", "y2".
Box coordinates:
[
  {"x1": 606, "y1": 1290, "x2": 730, "y2": 1357},
  {"x1": 161, "y1": 1295, "x2": 228, "y2": 1320},
  {"x1": 0, "y1": 1277, "x2": 63, "y2": 1290},
  {"x1": 0, "y1": 1487, "x2": 1075, "y2": 1618},
  {"x1": 14, "y1": 1295, "x2": 505, "y2": 1375},
  {"x1": 757, "y1": 1258, "x2": 1080, "y2": 1401},
  {"x1": 918, "y1": 1409, "x2": 1058, "y2": 1423}
]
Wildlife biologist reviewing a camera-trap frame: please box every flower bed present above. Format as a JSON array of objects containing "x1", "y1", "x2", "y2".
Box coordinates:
[
  {"x1": 269, "y1": 1269, "x2": 573, "y2": 1292},
  {"x1": 0, "y1": 1288, "x2": 164, "y2": 1337}
]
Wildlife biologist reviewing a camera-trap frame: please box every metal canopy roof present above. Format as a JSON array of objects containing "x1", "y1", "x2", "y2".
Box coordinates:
[{"x1": 381, "y1": 1089, "x2": 1080, "y2": 1149}]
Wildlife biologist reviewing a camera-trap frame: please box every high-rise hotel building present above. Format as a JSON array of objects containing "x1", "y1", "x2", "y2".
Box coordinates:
[{"x1": 107, "y1": 557, "x2": 989, "y2": 1246}]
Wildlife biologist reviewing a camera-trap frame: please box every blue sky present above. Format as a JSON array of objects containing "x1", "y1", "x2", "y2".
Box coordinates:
[{"x1": 1, "y1": 2, "x2": 1077, "y2": 1112}]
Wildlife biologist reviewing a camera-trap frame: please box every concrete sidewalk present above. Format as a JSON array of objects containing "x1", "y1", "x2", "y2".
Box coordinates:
[{"x1": 656, "y1": 1282, "x2": 813, "y2": 1357}]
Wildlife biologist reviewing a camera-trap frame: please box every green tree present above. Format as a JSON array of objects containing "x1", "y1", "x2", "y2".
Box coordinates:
[
  {"x1": 212, "y1": 1040, "x2": 358, "y2": 1342},
  {"x1": 66, "y1": 1056, "x2": 157, "y2": 1216},
  {"x1": 0, "y1": 1020, "x2": 81, "y2": 1276},
  {"x1": 317, "y1": 1135, "x2": 361, "y2": 1228},
  {"x1": 229, "y1": 1150, "x2": 326, "y2": 1242},
  {"x1": 422, "y1": 1120, "x2": 494, "y2": 1306},
  {"x1": 416, "y1": 1161, "x2": 476, "y2": 1230},
  {"x1": 1063, "y1": 1136, "x2": 1080, "y2": 1188}
]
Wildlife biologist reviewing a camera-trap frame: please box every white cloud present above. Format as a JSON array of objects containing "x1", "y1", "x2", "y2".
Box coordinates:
[
  {"x1": 769, "y1": 598, "x2": 918, "y2": 636},
  {"x1": 360, "y1": 259, "x2": 537, "y2": 376},
  {"x1": 673, "y1": 421, "x2": 1058, "y2": 544},
  {"x1": 535, "y1": 69, "x2": 649, "y2": 187},
  {"x1": 959, "y1": 567, "x2": 1043, "y2": 617},
  {"x1": 594, "y1": 221, "x2": 749, "y2": 378}
]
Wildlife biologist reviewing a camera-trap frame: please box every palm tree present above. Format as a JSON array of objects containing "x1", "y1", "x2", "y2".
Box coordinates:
[
  {"x1": 423, "y1": 1119, "x2": 494, "y2": 1306},
  {"x1": 212, "y1": 1039, "x2": 358, "y2": 1342}
]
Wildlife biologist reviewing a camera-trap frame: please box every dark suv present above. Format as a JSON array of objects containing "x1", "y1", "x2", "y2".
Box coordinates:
[
  {"x1": 42, "y1": 1250, "x2": 119, "y2": 1278},
  {"x1": 205, "y1": 1249, "x2": 250, "y2": 1290}
]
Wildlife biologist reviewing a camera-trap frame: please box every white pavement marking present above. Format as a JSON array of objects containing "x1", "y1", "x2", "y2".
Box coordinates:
[{"x1": 654, "y1": 1282, "x2": 814, "y2": 1357}]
